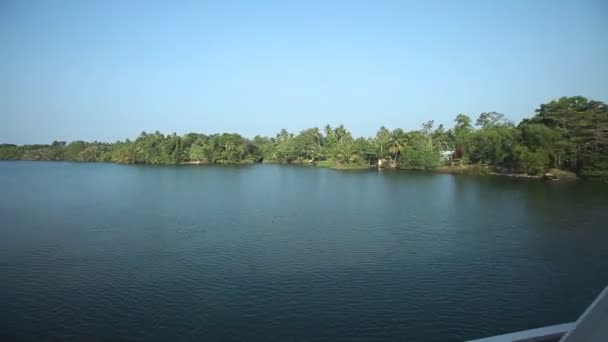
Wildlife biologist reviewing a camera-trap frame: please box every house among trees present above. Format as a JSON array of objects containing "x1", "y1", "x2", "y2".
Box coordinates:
[{"x1": 440, "y1": 150, "x2": 454, "y2": 161}]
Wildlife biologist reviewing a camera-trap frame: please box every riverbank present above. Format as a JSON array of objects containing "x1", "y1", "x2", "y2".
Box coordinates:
[
  {"x1": 180, "y1": 160, "x2": 255, "y2": 165},
  {"x1": 264, "y1": 160, "x2": 575, "y2": 178},
  {"x1": 3, "y1": 158, "x2": 584, "y2": 180},
  {"x1": 315, "y1": 160, "x2": 370, "y2": 170},
  {"x1": 436, "y1": 165, "x2": 578, "y2": 180},
  {"x1": 436, "y1": 164, "x2": 491, "y2": 175},
  {"x1": 180, "y1": 161, "x2": 208, "y2": 165},
  {"x1": 260, "y1": 159, "x2": 371, "y2": 170}
]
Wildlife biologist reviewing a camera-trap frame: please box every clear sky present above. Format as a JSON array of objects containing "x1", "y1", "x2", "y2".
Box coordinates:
[{"x1": 1, "y1": 0, "x2": 607, "y2": 144}]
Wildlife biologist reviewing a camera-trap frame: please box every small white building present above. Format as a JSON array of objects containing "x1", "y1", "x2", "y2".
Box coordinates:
[{"x1": 440, "y1": 150, "x2": 454, "y2": 161}]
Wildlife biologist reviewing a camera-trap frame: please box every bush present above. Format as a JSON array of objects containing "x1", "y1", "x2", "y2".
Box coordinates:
[
  {"x1": 514, "y1": 146, "x2": 550, "y2": 175},
  {"x1": 315, "y1": 160, "x2": 335, "y2": 168},
  {"x1": 400, "y1": 147, "x2": 441, "y2": 170}
]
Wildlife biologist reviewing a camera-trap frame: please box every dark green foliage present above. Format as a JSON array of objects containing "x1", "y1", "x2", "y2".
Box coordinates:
[
  {"x1": 399, "y1": 131, "x2": 441, "y2": 170},
  {"x1": 521, "y1": 96, "x2": 608, "y2": 177},
  {"x1": 0, "y1": 144, "x2": 21, "y2": 160},
  {"x1": 64, "y1": 141, "x2": 86, "y2": 160},
  {"x1": 1, "y1": 96, "x2": 606, "y2": 178}
]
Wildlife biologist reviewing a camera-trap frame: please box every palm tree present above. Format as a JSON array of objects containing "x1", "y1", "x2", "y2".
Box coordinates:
[
  {"x1": 324, "y1": 125, "x2": 333, "y2": 139},
  {"x1": 388, "y1": 129, "x2": 407, "y2": 164},
  {"x1": 375, "y1": 126, "x2": 391, "y2": 158},
  {"x1": 276, "y1": 129, "x2": 291, "y2": 143},
  {"x1": 323, "y1": 125, "x2": 336, "y2": 156},
  {"x1": 312, "y1": 127, "x2": 323, "y2": 149},
  {"x1": 334, "y1": 124, "x2": 349, "y2": 143}
]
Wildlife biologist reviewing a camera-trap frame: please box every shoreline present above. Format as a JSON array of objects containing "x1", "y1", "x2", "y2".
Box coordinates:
[
  {"x1": 2, "y1": 159, "x2": 582, "y2": 180},
  {"x1": 435, "y1": 166, "x2": 578, "y2": 181},
  {"x1": 489, "y1": 172, "x2": 542, "y2": 179},
  {"x1": 141, "y1": 161, "x2": 581, "y2": 180}
]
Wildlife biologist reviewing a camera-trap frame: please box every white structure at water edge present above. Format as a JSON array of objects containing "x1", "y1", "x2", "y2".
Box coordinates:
[{"x1": 440, "y1": 150, "x2": 454, "y2": 161}]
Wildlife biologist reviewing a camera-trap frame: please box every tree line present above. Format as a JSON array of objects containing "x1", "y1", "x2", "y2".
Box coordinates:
[{"x1": 1, "y1": 96, "x2": 606, "y2": 178}]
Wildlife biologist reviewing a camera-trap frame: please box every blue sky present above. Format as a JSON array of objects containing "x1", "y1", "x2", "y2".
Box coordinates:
[{"x1": 1, "y1": 0, "x2": 607, "y2": 144}]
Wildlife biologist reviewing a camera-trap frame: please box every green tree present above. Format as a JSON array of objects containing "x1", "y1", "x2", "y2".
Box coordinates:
[
  {"x1": 375, "y1": 126, "x2": 391, "y2": 159},
  {"x1": 526, "y1": 96, "x2": 608, "y2": 176},
  {"x1": 476, "y1": 112, "x2": 511, "y2": 128},
  {"x1": 453, "y1": 113, "x2": 473, "y2": 160},
  {"x1": 387, "y1": 128, "x2": 408, "y2": 164},
  {"x1": 2, "y1": 95, "x2": 606, "y2": 178},
  {"x1": 399, "y1": 132, "x2": 441, "y2": 170}
]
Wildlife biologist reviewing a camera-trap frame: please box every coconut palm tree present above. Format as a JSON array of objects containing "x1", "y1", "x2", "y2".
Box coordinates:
[
  {"x1": 312, "y1": 127, "x2": 323, "y2": 149},
  {"x1": 388, "y1": 129, "x2": 408, "y2": 165},
  {"x1": 375, "y1": 126, "x2": 391, "y2": 158},
  {"x1": 334, "y1": 124, "x2": 349, "y2": 143}
]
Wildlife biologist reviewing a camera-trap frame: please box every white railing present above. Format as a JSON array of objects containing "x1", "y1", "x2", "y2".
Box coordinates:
[
  {"x1": 469, "y1": 285, "x2": 608, "y2": 342},
  {"x1": 469, "y1": 322, "x2": 574, "y2": 341}
]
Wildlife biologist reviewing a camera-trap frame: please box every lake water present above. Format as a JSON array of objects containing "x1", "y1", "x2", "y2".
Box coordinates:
[{"x1": 1, "y1": 161, "x2": 607, "y2": 341}]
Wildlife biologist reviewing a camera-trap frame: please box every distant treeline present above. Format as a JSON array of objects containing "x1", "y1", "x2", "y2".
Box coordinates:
[{"x1": 1, "y1": 96, "x2": 607, "y2": 178}]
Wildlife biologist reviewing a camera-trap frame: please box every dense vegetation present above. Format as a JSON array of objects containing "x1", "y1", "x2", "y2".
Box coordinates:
[{"x1": 1, "y1": 96, "x2": 607, "y2": 178}]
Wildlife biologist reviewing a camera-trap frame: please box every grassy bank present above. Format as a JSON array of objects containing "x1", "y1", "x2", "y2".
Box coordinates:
[
  {"x1": 435, "y1": 164, "x2": 579, "y2": 180},
  {"x1": 180, "y1": 159, "x2": 255, "y2": 165},
  {"x1": 315, "y1": 160, "x2": 370, "y2": 170},
  {"x1": 436, "y1": 164, "x2": 491, "y2": 175},
  {"x1": 547, "y1": 168, "x2": 578, "y2": 180}
]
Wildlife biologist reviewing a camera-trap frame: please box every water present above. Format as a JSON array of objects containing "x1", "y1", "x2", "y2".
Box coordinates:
[{"x1": 1, "y1": 161, "x2": 607, "y2": 342}]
